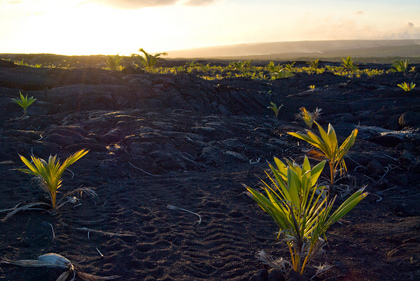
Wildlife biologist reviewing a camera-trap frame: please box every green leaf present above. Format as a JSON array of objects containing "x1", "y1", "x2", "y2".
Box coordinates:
[
  {"x1": 309, "y1": 160, "x2": 326, "y2": 186},
  {"x1": 327, "y1": 188, "x2": 368, "y2": 226}
]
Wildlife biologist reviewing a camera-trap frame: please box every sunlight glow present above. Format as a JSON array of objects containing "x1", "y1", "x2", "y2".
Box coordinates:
[{"x1": 0, "y1": 0, "x2": 419, "y2": 55}]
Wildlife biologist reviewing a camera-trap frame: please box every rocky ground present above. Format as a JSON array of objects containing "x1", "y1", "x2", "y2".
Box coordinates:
[{"x1": 0, "y1": 58, "x2": 419, "y2": 281}]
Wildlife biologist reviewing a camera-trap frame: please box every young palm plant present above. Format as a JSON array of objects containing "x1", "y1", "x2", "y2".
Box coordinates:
[
  {"x1": 268, "y1": 102, "x2": 283, "y2": 118},
  {"x1": 2, "y1": 150, "x2": 94, "y2": 221},
  {"x1": 391, "y1": 59, "x2": 409, "y2": 72},
  {"x1": 341, "y1": 56, "x2": 357, "y2": 71},
  {"x1": 134, "y1": 48, "x2": 167, "y2": 71},
  {"x1": 297, "y1": 107, "x2": 321, "y2": 128},
  {"x1": 397, "y1": 82, "x2": 416, "y2": 91},
  {"x1": 104, "y1": 54, "x2": 123, "y2": 71},
  {"x1": 12, "y1": 91, "x2": 36, "y2": 117},
  {"x1": 307, "y1": 59, "x2": 319, "y2": 70},
  {"x1": 18, "y1": 149, "x2": 89, "y2": 210},
  {"x1": 288, "y1": 121, "x2": 358, "y2": 189},
  {"x1": 245, "y1": 157, "x2": 367, "y2": 276}
]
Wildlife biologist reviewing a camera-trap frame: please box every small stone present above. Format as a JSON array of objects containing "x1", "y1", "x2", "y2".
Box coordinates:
[
  {"x1": 366, "y1": 159, "x2": 383, "y2": 176},
  {"x1": 250, "y1": 269, "x2": 268, "y2": 281},
  {"x1": 369, "y1": 135, "x2": 404, "y2": 147},
  {"x1": 121, "y1": 66, "x2": 137, "y2": 74},
  {"x1": 394, "y1": 204, "x2": 416, "y2": 217},
  {"x1": 287, "y1": 270, "x2": 308, "y2": 281},
  {"x1": 399, "y1": 111, "x2": 420, "y2": 128},
  {"x1": 373, "y1": 179, "x2": 391, "y2": 190},
  {"x1": 0, "y1": 59, "x2": 17, "y2": 67},
  {"x1": 387, "y1": 115, "x2": 401, "y2": 130},
  {"x1": 399, "y1": 150, "x2": 416, "y2": 167},
  {"x1": 394, "y1": 174, "x2": 409, "y2": 186},
  {"x1": 410, "y1": 160, "x2": 420, "y2": 173},
  {"x1": 268, "y1": 268, "x2": 285, "y2": 281}
]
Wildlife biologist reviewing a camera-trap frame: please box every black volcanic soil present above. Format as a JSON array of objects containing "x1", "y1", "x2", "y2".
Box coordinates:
[{"x1": 0, "y1": 59, "x2": 419, "y2": 281}]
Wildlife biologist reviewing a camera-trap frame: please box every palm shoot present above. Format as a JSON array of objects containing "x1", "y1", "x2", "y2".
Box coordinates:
[
  {"x1": 18, "y1": 150, "x2": 89, "y2": 210},
  {"x1": 288, "y1": 121, "x2": 358, "y2": 188},
  {"x1": 268, "y1": 102, "x2": 283, "y2": 117},
  {"x1": 12, "y1": 91, "x2": 36, "y2": 116},
  {"x1": 134, "y1": 48, "x2": 167, "y2": 71},
  {"x1": 104, "y1": 54, "x2": 123, "y2": 71},
  {"x1": 397, "y1": 82, "x2": 416, "y2": 91},
  {"x1": 245, "y1": 157, "x2": 368, "y2": 275}
]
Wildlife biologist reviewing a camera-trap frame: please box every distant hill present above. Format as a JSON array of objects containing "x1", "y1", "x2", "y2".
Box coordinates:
[{"x1": 166, "y1": 40, "x2": 420, "y2": 61}]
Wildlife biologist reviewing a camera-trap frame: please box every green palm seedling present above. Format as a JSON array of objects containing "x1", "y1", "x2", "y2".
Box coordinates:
[
  {"x1": 268, "y1": 102, "x2": 283, "y2": 117},
  {"x1": 104, "y1": 54, "x2": 123, "y2": 71},
  {"x1": 307, "y1": 59, "x2": 319, "y2": 70},
  {"x1": 391, "y1": 59, "x2": 409, "y2": 72},
  {"x1": 245, "y1": 157, "x2": 368, "y2": 276},
  {"x1": 12, "y1": 91, "x2": 36, "y2": 117},
  {"x1": 341, "y1": 56, "x2": 357, "y2": 71},
  {"x1": 297, "y1": 107, "x2": 321, "y2": 128},
  {"x1": 228, "y1": 60, "x2": 252, "y2": 71},
  {"x1": 18, "y1": 149, "x2": 89, "y2": 210},
  {"x1": 285, "y1": 62, "x2": 296, "y2": 71},
  {"x1": 288, "y1": 121, "x2": 358, "y2": 189},
  {"x1": 134, "y1": 48, "x2": 167, "y2": 71},
  {"x1": 397, "y1": 82, "x2": 416, "y2": 91}
]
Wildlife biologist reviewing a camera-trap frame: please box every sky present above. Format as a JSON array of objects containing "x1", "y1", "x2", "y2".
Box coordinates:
[{"x1": 1, "y1": 0, "x2": 420, "y2": 56}]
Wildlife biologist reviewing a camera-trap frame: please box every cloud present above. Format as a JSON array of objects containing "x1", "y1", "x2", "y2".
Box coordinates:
[
  {"x1": 89, "y1": 0, "x2": 178, "y2": 9},
  {"x1": 292, "y1": 12, "x2": 420, "y2": 41},
  {"x1": 184, "y1": 0, "x2": 215, "y2": 6},
  {"x1": 354, "y1": 11, "x2": 364, "y2": 15},
  {"x1": 87, "y1": 0, "x2": 216, "y2": 9},
  {"x1": 388, "y1": 22, "x2": 420, "y2": 39}
]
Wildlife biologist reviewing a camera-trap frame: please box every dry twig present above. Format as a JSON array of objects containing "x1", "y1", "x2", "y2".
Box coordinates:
[
  {"x1": 75, "y1": 227, "x2": 136, "y2": 237},
  {"x1": 167, "y1": 204, "x2": 202, "y2": 225},
  {"x1": 128, "y1": 162, "x2": 160, "y2": 177}
]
